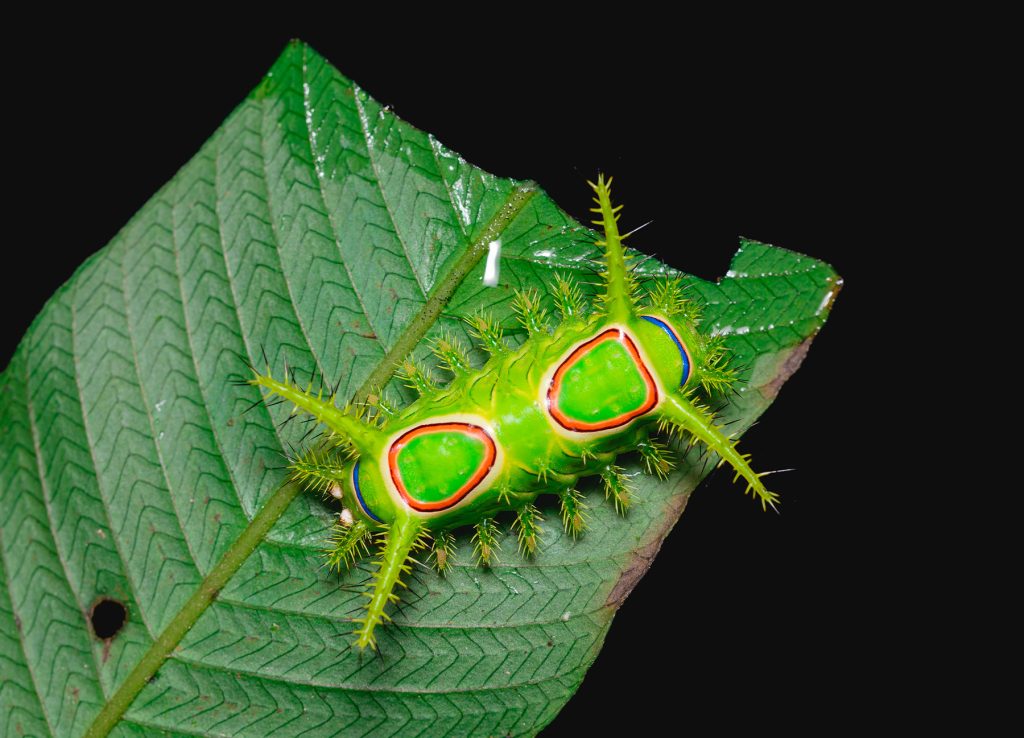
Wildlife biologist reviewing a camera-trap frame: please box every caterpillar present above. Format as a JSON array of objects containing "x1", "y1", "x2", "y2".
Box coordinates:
[{"x1": 247, "y1": 175, "x2": 778, "y2": 651}]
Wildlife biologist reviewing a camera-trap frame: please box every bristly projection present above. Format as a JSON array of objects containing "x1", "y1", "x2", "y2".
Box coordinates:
[{"x1": 247, "y1": 176, "x2": 779, "y2": 650}]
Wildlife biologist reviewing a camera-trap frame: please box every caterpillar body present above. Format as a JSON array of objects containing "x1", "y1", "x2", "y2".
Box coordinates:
[{"x1": 249, "y1": 176, "x2": 778, "y2": 650}]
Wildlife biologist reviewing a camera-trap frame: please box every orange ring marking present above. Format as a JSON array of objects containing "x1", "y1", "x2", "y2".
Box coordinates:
[
  {"x1": 387, "y1": 423, "x2": 497, "y2": 512},
  {"x1": 547, "y1": 329, "x2": 659, "y2": 432}
]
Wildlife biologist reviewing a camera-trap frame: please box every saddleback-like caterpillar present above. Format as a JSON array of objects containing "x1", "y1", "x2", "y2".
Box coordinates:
[{"x1": 247, "y1": 176, "x2": 778, "y2": 650}]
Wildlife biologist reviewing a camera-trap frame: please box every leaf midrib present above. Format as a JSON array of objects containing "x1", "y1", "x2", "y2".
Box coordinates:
[
  {"x1": 0, "y1": 43, "x2": 840, "y2": 738},
  {"x1": 82, "y1": 164, "x2": 538, "y2": 737}
]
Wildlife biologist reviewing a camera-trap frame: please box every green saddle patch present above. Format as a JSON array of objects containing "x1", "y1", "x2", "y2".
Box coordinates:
[
  {"x1": 388, "y1": 423, "x2": 496, "y2": 511},
  {"x1": 548, "y1": 329, "x2": 658, "y2": 431}
]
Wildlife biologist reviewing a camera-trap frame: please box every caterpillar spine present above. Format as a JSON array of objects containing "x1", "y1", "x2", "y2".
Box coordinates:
[{"x1": 248, "y1": 175, "x2": 778, "y2": 650}]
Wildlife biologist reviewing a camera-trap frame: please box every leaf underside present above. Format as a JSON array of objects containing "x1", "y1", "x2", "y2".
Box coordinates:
[{"x1": 0, "y1": 42, "x2": 840, "y2": 738}]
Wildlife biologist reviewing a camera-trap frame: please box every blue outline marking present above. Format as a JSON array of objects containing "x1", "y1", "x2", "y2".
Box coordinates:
[
  {"x1": 351, "y1": 460, "x2": 382, "y2": 523},
  {"x1": 641, "y1": 315, "x2": 691, "y2": 387}
]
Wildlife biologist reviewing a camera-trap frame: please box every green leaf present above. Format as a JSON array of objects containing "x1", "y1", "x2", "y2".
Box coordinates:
[{"x1": 0, "y1": 41, "x2": 840, "y2": 738}]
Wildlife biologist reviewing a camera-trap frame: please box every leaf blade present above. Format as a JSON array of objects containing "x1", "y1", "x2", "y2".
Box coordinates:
[{"x1": 0, "y1": 41, "x2": 839, "y2": 738}]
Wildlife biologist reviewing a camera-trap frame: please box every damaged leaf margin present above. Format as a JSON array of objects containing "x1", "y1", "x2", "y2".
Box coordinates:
[{"x1": 0, "y1": 41, "x2": 839, "y2": 738}]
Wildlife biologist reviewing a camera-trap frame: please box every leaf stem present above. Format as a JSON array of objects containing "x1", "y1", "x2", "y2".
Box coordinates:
[
  {"x1": 83, "y1": 184, "x2": 537, "y2": 738},
  {"x1": 353, "y1": 183, "x2": 537, "y2": 404},
  {"x1": 83, "y1": 481, "x2": 301, "y2": 738}
]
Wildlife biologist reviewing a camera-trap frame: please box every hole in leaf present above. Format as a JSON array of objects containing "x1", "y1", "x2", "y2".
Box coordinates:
[{"x1": 90, "y1": 598, "x2": 127, "y2": 639}]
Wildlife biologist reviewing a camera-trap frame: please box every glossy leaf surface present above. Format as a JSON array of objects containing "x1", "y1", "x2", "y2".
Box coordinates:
[{"x1": 0, "y1": 42, "x2": 839, "y2": 737}]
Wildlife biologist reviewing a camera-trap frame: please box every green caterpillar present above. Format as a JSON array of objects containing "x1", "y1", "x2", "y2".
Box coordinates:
[{"x1": 248, "y1": 175, "x2": 778, "y2": 651}]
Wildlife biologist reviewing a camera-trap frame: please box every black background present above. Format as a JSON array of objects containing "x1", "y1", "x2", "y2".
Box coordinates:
[{"x1": 4, "y1": 24, "x2": 916, "y2": 734}]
